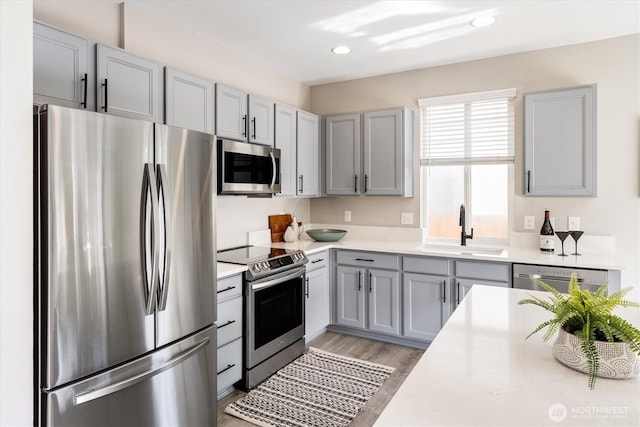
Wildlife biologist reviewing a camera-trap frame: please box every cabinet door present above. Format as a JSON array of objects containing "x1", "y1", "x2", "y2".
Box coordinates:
[
  {"x1": 216, "y1": 84, "x2": 247, "y2": 141},
  {"x1": 297, "y1": 110, "x2": 320, "y2": 197},
  {"x1": 248, "y1": 94, "x2": 274, "y2": 146},
  {"x1": 275, "y1": 104, "x2": 297, "y2": 196},
  {"x1": 368, "y1": 268, "x2": 400, "y2": 335},
  {"x1": 454, "y1": 278, "x2": 508, "y2": 308},
  {"x1": 164, "y1": 67, "x2": 214, "y2": 133},
  {"x1": 325, "y1": 114, "x2": 361, "y2": 195},
  {"x1": 363, "y1": 109, "x2": 403, "y2": 195},
  {"x1": 335, "y1": 266, "x2": 365, "y2": 329},
  {"x1": 305, "y1": 265, "x2": 330, "y2": 342},
  {"x1": 524, "y1": 84, "x2": 596, "y2": 197},
  {"x1": 34, "y1": 22, "x2": 94, "y2": 110},
  {"x1": 403, "y1": 273, "x2": 449, "y2": 341},
  {"x1": 96, "y1": 44, "x2": 162, "y2": 122}
]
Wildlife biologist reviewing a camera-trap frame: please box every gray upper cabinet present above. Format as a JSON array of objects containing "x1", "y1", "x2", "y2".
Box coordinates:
[
  {"x1": 33, "y1": 21, "x2": 95, "y2": 110},
  {"x1": 164, "y1": 67, "x2": 214, "y2": 133},
  {"x1": 325, "y1": 114, "x2": 361, "y2": 195},
  {"x1": 216, "y1": 84, "x2": 274, "y2": 145},
  {"x1": 297, "y1": 110, "x2": 320, "y2": 197},
  {"x1": 275, "y1": 104, "x2": 297, "y2": 197},
  {"x1": 524, "y1": 84, "x2": 597, "y2": 197},
  {"x1": 325, "y1": 107, "x2": 413, "y2": 197},
  {"x1": 96, "y1": 44, "x2": 162, "y2": 122},
  {"x1": 363, "y1": 108, "x2": 413, "y2": 196}
]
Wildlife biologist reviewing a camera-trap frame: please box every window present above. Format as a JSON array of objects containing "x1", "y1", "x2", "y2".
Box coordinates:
[{"x1": 419, "y1": 89, "x2": 516, "y2": 243}]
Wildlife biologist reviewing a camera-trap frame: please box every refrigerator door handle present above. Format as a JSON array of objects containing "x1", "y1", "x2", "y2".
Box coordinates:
[
  {"x1": 140, "y1": 164, "x2": 160, "y2": 315},
  {"x1": 157, "y1": 164, "x2": 172, "y2": 311},
  {"x1": 73, "y1": 337, "x2": 210, "y2": 406}
]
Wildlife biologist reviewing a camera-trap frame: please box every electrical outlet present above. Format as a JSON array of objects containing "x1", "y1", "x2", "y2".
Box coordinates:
[
  {"x1": 344, "y1": 210, "x2": 351, "y2": 222},
  {"x1": 568, "y1": 216, "x2": 580, "y2": 230},
  {"x1": 401, "y1": 212, "x2": 413, "y2": 225},
  {"x1": 524, "y1": 216, "x2": 535, "y2": 230}
]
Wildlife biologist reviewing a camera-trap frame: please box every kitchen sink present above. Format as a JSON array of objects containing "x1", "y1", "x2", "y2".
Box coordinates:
[{"x1": 414, "y1": 243, "x2": 505, "y2": 257}]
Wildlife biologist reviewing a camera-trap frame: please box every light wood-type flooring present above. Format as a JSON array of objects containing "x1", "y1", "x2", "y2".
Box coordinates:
[{"x1": 216, "y1": 331, "x2": 425, "y2": 426}]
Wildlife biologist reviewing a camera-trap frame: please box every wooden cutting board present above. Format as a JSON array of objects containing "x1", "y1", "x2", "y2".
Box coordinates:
[{"x1": 268, "y1": 214, "x2": 292, "y2": 242}]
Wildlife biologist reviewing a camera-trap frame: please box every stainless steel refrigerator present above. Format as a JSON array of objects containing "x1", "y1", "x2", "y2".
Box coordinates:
[{"x1": 34, "y1": 105, "x2": 217, "y2": 426}]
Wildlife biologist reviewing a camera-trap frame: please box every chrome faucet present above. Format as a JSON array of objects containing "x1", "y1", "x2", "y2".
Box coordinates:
[{"x1": 460, "y1": 204, "x2": 473, "y2": 246}]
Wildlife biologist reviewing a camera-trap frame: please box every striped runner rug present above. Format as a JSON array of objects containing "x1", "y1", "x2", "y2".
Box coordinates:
[{"x1": 224, "y1": 347, "x2": 394, "y2": 427}]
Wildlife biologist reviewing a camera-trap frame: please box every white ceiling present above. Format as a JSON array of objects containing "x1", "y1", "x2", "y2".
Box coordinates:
[{"x1": 128, "y1": 0, "x2": 640, "y2": 86}]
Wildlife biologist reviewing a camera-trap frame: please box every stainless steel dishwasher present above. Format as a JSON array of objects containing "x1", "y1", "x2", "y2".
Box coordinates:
[{"x1": 513, "y1": 264, "x2": 620, "y2": 294}]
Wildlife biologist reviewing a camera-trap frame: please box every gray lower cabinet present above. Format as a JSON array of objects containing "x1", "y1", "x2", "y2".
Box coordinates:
[
  {"x1": 524, "y1": 84, "x2": 597, "y2": 197},
  {"x1": 402, "y1": 256, "x2": 452, "y2": 341},
  {"x1": 335, "y1": 251, "x2": 401, "y2": 335},
  {"x1": 34, "y1": 21, "x2": 95, "y2": 110},
  {"x1": 452, "y1": 260, "x2": 511, "y2": 309},
  {"x1": 164, "y1": 67, "x2": 214, "y2": 133},
  {"x1": 96, "y1": 44, "x2": 162, "y2": 122},
  {"x1": 216, "y1": 274, "x2": 243, "y2": 399},
  {"x1": 305, "y1": 251, "x2": 330, "y2": 342},
  {"x1": 325, "y1": 107, "x2": 413, "y2": 196}
]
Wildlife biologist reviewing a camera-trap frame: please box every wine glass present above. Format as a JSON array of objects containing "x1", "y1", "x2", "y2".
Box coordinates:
[
  {"x1": 569, "y1": 230, "x2": 584, "y2": 256},
  {"x1": 555, "y1": 231, "x2": 570, "y2": 256}
]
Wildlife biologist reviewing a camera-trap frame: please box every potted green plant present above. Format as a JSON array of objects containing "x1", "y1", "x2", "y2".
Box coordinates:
[{"x1": 519, "y1": 273, "x2": 640, "y2": 389}]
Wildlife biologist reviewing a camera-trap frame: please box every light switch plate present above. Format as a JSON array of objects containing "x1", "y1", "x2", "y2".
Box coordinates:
[
  {"x1": 568, "y1": 216, "x2": 580, "y2": 230},
  {"x1": 524, "y1": 216, "x2": 535, "y2": 230}
]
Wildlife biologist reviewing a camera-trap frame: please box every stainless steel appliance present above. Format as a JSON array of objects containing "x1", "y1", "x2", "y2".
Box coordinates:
[
  {"x1": 217, "y1": 246, "x2": 307, "y2": 389},
  {"x1": 513, "y1": 264, "x2": 620, "y2": 294},
  {"x1": 217, "y1": 138, "x2": 281, "y2": 196},
  {"x1": 34, "y1": 105, "x2": 218, "y2": 426}
]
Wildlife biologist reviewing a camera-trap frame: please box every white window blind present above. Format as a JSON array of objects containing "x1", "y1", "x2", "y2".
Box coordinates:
[{"x1": 419, "y1": 88, "x2": 516, "y2": 165}]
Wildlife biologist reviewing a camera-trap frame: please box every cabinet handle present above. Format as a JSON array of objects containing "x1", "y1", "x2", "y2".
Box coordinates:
[
  {"x1": 369, "y1": 272, "x2": 372, "y2": 293},
  {"x1": 358, "y1": 270, "x2": 362, "y2": 291},
  {"x1": 81, "y1": 73, "x2": 88, "y2": 109},
  {"x1": 242, "y1": 115, "x2": 247, "y2": 137},
  {"x1": 101, "y1": 79, "x2": 108, "y2": 112},
  {"x1": 457, "y1": 281, "x2": 460, "y2": 305},
  {"x1": 354, "y1": 175, "x2": 358, "y2": 193},
  {"x1": 442, "y1": 280, "x2": 446, "y2": 303},
  {"x1": 251, "y1": 116, "x2": 256, "y2": 139},
  {"x1": 355, "y1": 258, "x2": 374, "y2": 262},
  {"x1": 311, "y1": 259, "x2": 324, "y2": 264},
  {"x1": 527, "y1": 170, "x2": 531, "y2": 193},
  {"x1": 364, "y1": 174, "x2": 368, "y2": 193},
  {"x1": 217, "y1": 363, "x2": 236, "y2": 375},
  {"x1": 305, "y1": 277, "x2": 309, "y2": 298},
  {"x1": 216, "y1": 286, "x2": 236, "y2": 294},
  {"x1": 216, "y1": 320, "x2": 236, "y2": 329},
  {"x1": 299, "y1": 175, "x2": 304, "y2": 193}
]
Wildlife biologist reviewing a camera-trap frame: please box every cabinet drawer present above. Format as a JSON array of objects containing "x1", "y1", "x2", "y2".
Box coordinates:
[
  {"x1": 217, "y1": 296, "x2": 242, "y2": 346},
  {"x1": 216, "y1": 274, "x2": 242, "y2": 301},
  {"x1": 403, "y1": 256, "x2": 450, "y2": 276},
  {"x1": 336, "y1": 250, "x2": 399, "y2": 270},
  {"x1": 306, "y1": 251, "x2": 328, "y2": 272},
  {"x1": 217, "y1": 338, "x2": 242, "y2": 397},
  {"x1": 455, "y1": 261, "x2": 510, "y2": 283}
]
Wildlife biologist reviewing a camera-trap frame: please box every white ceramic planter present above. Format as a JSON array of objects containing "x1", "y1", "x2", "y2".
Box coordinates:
[{"x1": 552, "y1": 328, "x2": 640, "y2": 379}]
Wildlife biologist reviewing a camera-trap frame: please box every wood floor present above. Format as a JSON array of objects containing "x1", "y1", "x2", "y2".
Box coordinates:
[{"x1": 216, "y1": 331, "x2": 425, "y2": 426}]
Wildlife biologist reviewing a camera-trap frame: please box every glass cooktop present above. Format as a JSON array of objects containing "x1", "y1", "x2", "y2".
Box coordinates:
[{"x1": 216, "y1": 245, "x2": 294, "y2": 265}]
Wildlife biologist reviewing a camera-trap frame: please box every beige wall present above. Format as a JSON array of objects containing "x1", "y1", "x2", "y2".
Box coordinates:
[
  {"x1": 311, "y1": 35, "x2": 640, "y2": 294},
  {"x1": 34, "y1": 0, "x2": 314, "y2": 249}
]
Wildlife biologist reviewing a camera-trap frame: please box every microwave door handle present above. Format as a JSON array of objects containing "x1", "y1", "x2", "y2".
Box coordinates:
[
  {"x1": 269, "y1": 150, "x2": 276, "y2": 190},
  {"x1": 157, "y1": 164, "x2": 172, "y2": 311}
]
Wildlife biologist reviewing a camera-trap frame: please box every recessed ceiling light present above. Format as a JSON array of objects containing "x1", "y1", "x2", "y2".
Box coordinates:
[
  {"x1": 331, "y1": 46, "x2": 351, "y2": 55},
  {"x1": 470, "y1": 16, "x2": 496, "y2": 28}
]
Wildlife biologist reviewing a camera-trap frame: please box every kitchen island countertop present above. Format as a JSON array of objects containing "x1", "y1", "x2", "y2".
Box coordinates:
[{"x1": 374, "y1": 285, "x2": 640, "y2": 426}]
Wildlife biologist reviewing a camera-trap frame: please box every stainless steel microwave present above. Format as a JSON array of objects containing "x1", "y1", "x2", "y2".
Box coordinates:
[{"x1": 217, "y1": 138, "x2": 281, "y2": 196}]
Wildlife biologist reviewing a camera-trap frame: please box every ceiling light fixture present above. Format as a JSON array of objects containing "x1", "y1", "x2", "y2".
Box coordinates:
[
  {"x1": 470, "y1": 16, "x2": 496, "y2": 28},
  {"x1": 331, "y1": 45, "x2": 351, "y2": 55}
]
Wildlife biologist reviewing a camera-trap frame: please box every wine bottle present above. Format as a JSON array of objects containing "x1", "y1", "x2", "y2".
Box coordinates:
[{"x1": 540, "y1": 209, "x2": 554, "y2": 252}]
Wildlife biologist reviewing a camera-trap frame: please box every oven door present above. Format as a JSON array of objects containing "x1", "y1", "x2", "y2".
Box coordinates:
[
  {"x1": 217, "y1": 138, "x2": 281, "y2": 195},
  {"x1": 245, "y1": 266, "x2": 305, "y2": 369}
]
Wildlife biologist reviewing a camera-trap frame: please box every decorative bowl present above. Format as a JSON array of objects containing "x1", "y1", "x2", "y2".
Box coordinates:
[{"x1": 306, "y1": 229, "x2": 347, "y2": 242}]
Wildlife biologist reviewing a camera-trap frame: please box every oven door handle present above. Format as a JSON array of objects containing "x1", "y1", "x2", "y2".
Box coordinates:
[{"x1": 250, "y1": 266, "x2": 307, "y2": 291}]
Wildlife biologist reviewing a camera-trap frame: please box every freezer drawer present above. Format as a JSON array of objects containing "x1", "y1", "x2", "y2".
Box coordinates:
[{"x1": 43, "y1": 327, "x2": 217, "y2": 427}]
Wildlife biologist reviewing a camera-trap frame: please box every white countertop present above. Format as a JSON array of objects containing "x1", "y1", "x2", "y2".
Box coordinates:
[{"x1": 375, "y1": 286, "x2": 640, "y2": 426}]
